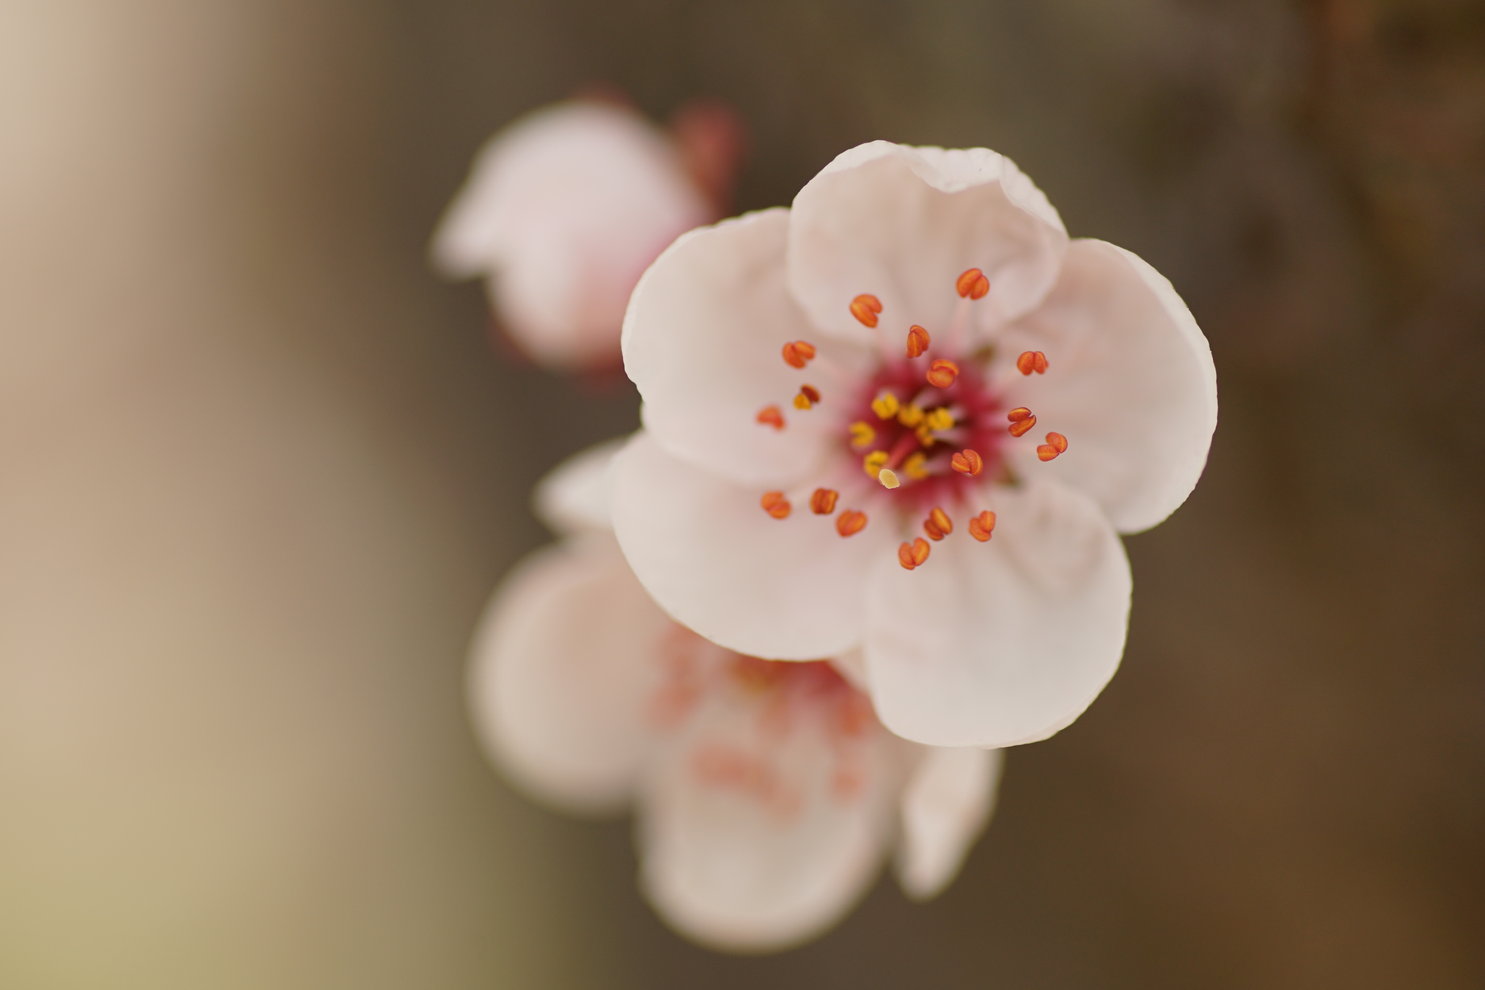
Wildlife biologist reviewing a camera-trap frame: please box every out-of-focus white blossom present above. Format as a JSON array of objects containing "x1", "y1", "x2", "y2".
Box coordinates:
[
  {"x1": 432, "y1": 98, "x2": 735, "y2": 369},
  {"x1": 469, "y1": 443, "x2": 1001, "y2": 951}
]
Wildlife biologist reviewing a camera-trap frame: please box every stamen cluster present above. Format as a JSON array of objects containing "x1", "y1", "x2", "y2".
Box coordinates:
[{"x1": 753, "y1": 268, "x2": 1071, "y2": 570}]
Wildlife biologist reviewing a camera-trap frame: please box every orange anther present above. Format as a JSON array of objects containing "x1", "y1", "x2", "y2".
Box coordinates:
[
  {"x1": 897, "y1": 537, "x2": 931, "y2": 570},
  {"x1": 968, "y1": 510, "x2": 997, "y2": 542},
  {"x1": 836, "y1": 510, "x2": 868, "y2": 537},
  {"x1": 781, "y1": 340, "x2": 816, "y2": 368},
  {"x1": 1037, "y1": 432, "x2": 1068, "y2": 461},
  {"x1": 905, "y1": 324, "x2": 930, "y2": 358},
  {"x1": 810, "y1": 488, "x2": 839, "y2": 515},
  {"x1": 849, "y1": 294, "x2": 883, "y2": 328},
  {"x1": 793, "y1": 384, "x2": 822, "y2": 410},
  {"x1": 1008, "y1": 414, "x2": 1037, "y2": 438},
  {"x1": 925, "y1": 358, "x2": 959, "y2": 389},
  {"x1": 924, "y1": 507, "x2": 953, "y2": 541},
  {"x1": 955, "y1": 268, "x2": 990, "y2": 299},
  {"x1": 756, "y1": 404, "x2": 785, "y2": 430},
  {"x1": 760, "y1": 491, "x2": 791, "y2": 519},
  {"x1": 1016, "y1": 350, "x2": 1049, "y2": 375},
  {"x1": 949, "y1": 448, "x2": 984, "y2": 476},
  {"x1": 1006, "y1": 406, "x2": 1032, "y2": 423}
]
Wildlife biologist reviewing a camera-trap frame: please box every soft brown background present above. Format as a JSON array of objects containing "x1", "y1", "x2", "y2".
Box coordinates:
[{"x1": 3, "y1": 1, "x2": 1482, "y2": 987}]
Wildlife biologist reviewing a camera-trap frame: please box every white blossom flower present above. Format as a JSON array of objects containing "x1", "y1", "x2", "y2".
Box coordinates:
[
  {"x1": 613, "y1": 141, "x2": 1218, "y2": 749},
  {"x1": 432, "y1": 98, "x2": 730, "y2": 369},
  {"x1": 470, "y1": 443, "x2": 1002, "y2": 951}
]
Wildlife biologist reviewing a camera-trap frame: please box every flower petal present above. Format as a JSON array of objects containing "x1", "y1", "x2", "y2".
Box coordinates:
[
  {"x1": 788, "y1": 141, "x2": 1068, "y2": 346},
  {"x1": 624, "y1": 209, "x2": 867, "y2": 487},
  {"x1": 532, "y1": 435, "x2": 628, "y2": 535},
  {"x1": 995, "y1": 238, "x2": 1218, "y2": 533},
  {"x1": 830, "y1": 650, "x2": 869, "y2": 692},
  {"x1": 611, "y1": 434, "x2": 887, "y2": 660},
  {"x1": 863, "y1": 481, "x2": 1131, "y2": 748},
  {"x1": 432, "y1": 100, "x2": 712, "y2": 367},
  {"x1": 467, "y1": 536, "x2": 674, "y2": 814},
  {"x1": 636, "y1": 683, "x2": 895, "y2": 951},
  {"x1": 895, "y1": 746, "x2": 1003, "y2": 900}
]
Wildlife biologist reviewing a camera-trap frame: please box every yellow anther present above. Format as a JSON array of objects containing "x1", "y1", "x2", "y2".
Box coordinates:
[
  {"x1": 870, "y1": 391, "x2": 901, "y2": 420},
  {"x1": 903, "y1": 451, "x2": 928, "y2": 480},
  {"x1": 915, "y1": 425, "x2": 934, "y2": 445},
  {"x1": 897, "y1": 404, "x2": 925, "y2": 428},
  {"x1": 792, "y1": 384, "x2": 821, "y2": 410},
  {"x1": 878, "y1": 468, "x2": 901, "y2": 490},
  {"x1": 924, "y1": 407, "x2": 955, "y2": 432},
  {"x1": 848, "y1": 421, "x2": 876, "y2": 449},
  {"x1": 862, "y1": 450, "x2": 888, "y2": 478}
]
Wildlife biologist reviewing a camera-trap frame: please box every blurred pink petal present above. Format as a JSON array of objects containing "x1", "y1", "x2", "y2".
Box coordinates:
[
  {"x1": 471, "y1": 445, "x2": 1002, "y2": 951},
  {"x1": 433, "y1": 98, "x2": 728, "y2": 369}
]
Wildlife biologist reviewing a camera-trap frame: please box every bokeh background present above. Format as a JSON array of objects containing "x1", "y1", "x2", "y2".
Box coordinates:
[{"x1": 3, "y1": 1, "x2": 1483, "y2": 987}]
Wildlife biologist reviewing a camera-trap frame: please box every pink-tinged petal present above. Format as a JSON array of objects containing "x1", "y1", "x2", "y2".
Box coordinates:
[
  {"x1": 636, "y1": 685, "x2": 895, "y2": 951},
  {"x1": 532, "y1": 435, "x2": 628, "y2": 535},
  {"x1": 863, "y1": 482, "x2": 1131, "y2": 748},
  {"x1": 788, "y1": 141, "x2": 1068, "y2": 346},
  {"x1": 995, "y1": 239, "x2": 1218, "y2": 533},
  {"x1": 432, "y1": 100, "x2": 712, "y2": 368},
  {"x1": 611, "y1": 434, "x2": 887, "y2": 660},
  {"x1": 467, "y1": 536, "x2": 673, "y2": 814},
  {"x1": 624, "y1": 209, "x2": 870, "y2": 487},
  {"x1": 830, "y1": 650, "x2": 869, "y2": 692},
  {"x1": 895, "y1": 747, "x2": 1003, "y2": 900}
]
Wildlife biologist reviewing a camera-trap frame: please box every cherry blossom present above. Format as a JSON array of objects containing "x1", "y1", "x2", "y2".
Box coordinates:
[
  {"x1": 469, "y1": 444, "x2": 1002, "y2": 951},
  {"x1": 432, "y1": 97, "x2": 738, "y2": 369},
  {"x1": 614, "y1": 141, "x2": 1217, "y2": 749}
]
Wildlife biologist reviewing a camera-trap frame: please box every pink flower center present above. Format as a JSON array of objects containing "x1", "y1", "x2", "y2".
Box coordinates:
[
  {"x1": 842, "y1": 353, "x2": 1005, "y2": 514},
  {"x1": 754, "y1": 267, "x2": 1071, "y2": 571}
]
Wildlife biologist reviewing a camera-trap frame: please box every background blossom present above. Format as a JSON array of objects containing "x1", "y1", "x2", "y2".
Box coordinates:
[
  {"x1": 432, "y1": 97, "x2": 736, "y2": 369},
  {"x1": 469, "y1": 445, "x2": 1002, "y2": 950}
]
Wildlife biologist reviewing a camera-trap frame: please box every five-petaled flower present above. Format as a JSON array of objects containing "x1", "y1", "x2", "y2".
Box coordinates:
[
  {"x1": 613, "y1": 141, "x2": 1218, "y2": 749},
  {"x1": 470, "y1": 443, "x2": 1003, "y2": 951},
  {"x1": 432, "y1": 97, "x2": 740, "y2": 369}
]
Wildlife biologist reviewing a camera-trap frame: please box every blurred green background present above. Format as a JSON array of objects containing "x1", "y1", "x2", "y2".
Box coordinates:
[{"x1": 2, "y1": 0, "x2": 1482, "y2": 987}]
